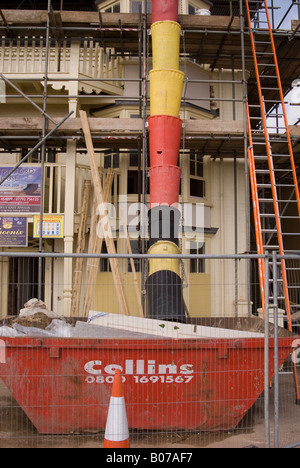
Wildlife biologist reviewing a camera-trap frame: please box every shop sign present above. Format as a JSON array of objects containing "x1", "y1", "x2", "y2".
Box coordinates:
[{"x1": 0, "y1": 217, "x2": 28, "y2": 247}]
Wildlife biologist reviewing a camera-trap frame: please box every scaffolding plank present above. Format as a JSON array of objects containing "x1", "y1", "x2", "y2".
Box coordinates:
[
  {"x1": 0, "y1": 117, "x2": 143, "y2": 133},
  {"x1": 0, "y1": 10, "x2": 241, "y2": 30},
  {"x1": 0, "y1": 117, "x2": 244, "y2": 135}
]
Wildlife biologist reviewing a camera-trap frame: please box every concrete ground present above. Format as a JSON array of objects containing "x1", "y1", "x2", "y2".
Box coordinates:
[{"x1": 0, "y1": 373, "x2": 299, "y2": 449}]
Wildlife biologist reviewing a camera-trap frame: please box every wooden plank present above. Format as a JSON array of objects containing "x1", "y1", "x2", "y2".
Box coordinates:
[
  {"x1": 1, "y1": 10, "x2": 241, "y2": 31},
  {"x1": 0, "y1": 117, "x2": 244, "y2": 135},
  {"x1": 83, "y1": 169, "x2": 114, "y2": 318},
  {"x1": 0, "y1": 10, "x2": 48, "y2": 24},
  {"x1": 290, "y1": 125, "x2": 300, "y2": 138},
  {"x1": 70, "y1": 180, "x2": 91, "y2": 317},
  {"x1": 80, "y1": 110, "x2": 130, "y2": 317},
  {"x1": 119, "y1": 207, "x2": 144, "y2": 318},
  {"x1": 292, "y1": 20, "x2": 300, "y2": 31},
  {"x1": 184, "y1": 119, "x2": 244, "y2": 134},
  {"x1": 291, "y1": 311, "x2": 300, "y2": 322},
  {"x1": 179, "y1": 15, "x2": 240, "y2": 31},
  {"x1": 0, "y1": 117, "x2": 143, "y2": 133}
]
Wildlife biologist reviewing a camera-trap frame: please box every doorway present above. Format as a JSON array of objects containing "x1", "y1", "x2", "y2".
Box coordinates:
[{"x1": 8, "y1": 257, "x2": 45, "y2": 315}]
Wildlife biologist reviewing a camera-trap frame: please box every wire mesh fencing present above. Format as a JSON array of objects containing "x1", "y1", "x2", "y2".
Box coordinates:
[{"x1": 0, "y1": 251, "x2": 299, "y2": 449}]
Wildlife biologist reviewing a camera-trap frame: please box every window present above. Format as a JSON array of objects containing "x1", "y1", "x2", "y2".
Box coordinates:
[
  {"x1": 104, "y1": 149, "x2": 120, "y2": 169},
  {"x1": 127, "y1": 149, "x2": 146, "y2": 195},
  {"x1": 128, "y1": 149, "x2": 139, "y2": 195},
  {"x1": 127, "y1": 115, "x2": 149, "y2": 195},
  {"x1": 190, "y1": 178, "x2": 205, "y2": 198},
  {"x1": 22, "y1": 148, "x2": 40, "y2": 163},
  {"x1": 127, "y1": 240, "x2": 141, "y2": 273},
  {"x1": 100, "y1": 241, "x2": 117, "y2": 272},
  {"x1": 190, "y1": 150, "x2": 203, "y2": 178},
  {"x1": 189, "y1": 242, "x2": 205, "y2": 273},
  {"x1": 104, "y1": 2, "x2": 120, "y2": 13},
  {"x1": 128, "y1": 170, "x2": 139, "y2": 195},
  {"x1": 189, "y1": 150, "x2": 205, "y2": 198},
  {"x1": 131, "y1": 1, "x2": 151, "y2": 13},
  {"x1": 127, "y1": 239, "x2": 149, "y2": 272},
  {"x1": 129, "y1": 150, "x2": 139, "y2": 168}
]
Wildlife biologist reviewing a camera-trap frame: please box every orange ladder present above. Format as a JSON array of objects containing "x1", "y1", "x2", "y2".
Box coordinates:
[{"x1": 245, "y1": 0, "x2": 300, "y2": 402}]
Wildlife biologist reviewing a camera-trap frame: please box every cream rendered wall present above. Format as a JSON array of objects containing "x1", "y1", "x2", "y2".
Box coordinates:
[
  {"x1": 123, "y1": 61, "x2": 145, "y2": 99},
  {"x1": 123, "y1": 59, "x2": 211, "y2": 111},
  {"x1": 199, "y1": 67, "x2": 249, "y2": 316},
  {"x1": 179, "y1": 62, "x2": 211, "y2": 111},
  {"x1": 0, "y1": 102, "x2": 68, "y2": 119},
  {"x1": 94, "y1": 272, "x2": 143, "y2": 317},
  {"x1": 208, "y1": 157, "x2": 248, "y2": 317},
  {"x1": 211, "y1": 69, "x2": 247, "y2": 121},
  {"x1": 51, "y1": 241, "x2": 65, "y2": 316}
]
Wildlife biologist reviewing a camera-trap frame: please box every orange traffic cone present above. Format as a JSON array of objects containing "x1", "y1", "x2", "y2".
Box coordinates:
[{"x1": 103, "y1": 369, "x2": 130, "y2": 448}]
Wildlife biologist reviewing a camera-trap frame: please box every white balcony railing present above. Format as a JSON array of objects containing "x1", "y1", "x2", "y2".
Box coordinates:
[
  {"x1": 45, "y1": 163, "x2": 91, "y2": 216},
  {"x1": 0, "y1": 38, "x2": 123, "y2": 93}
]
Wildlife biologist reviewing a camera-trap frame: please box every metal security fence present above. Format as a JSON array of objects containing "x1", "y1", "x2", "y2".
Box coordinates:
[{"x1": 0, "y1": 251, "x2": 299, "y2": 449}]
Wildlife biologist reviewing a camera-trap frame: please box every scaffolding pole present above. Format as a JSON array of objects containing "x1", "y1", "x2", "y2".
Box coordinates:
[{"x1": 38, "y1": 0, "x2": 52, "y2": 300}]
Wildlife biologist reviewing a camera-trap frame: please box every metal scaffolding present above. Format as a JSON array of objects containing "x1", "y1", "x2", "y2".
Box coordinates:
[{"x1": 0, "y1": 0, "x2": 299, "y2": 449}]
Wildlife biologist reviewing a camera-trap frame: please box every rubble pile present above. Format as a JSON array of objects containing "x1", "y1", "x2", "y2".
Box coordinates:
[
  {"x1": 0, "y1": 299, "x2": 74, "y2": 337},
  {"x1": 0, "y1": 299, "x2": 155, "y2": 339}
]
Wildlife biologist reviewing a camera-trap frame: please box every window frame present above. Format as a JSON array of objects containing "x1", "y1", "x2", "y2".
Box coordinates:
[
  {"x1": 189, "y1": 150, "x2": 206, "y2": 199},
  {"x1": 188, "y1": 241, "x2": 206, "y2": 274}
]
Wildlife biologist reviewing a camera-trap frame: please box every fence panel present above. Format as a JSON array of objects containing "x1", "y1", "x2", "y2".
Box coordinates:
[{"x1": 0, "y1": 251, "x2": 299, "y2": 449}]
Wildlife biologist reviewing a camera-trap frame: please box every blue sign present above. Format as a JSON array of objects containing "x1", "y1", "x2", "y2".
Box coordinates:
[{"x1": 0, "y1": 217, "x2": 28, "y2": 247}]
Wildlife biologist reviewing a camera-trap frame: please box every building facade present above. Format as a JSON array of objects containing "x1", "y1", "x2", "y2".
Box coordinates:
[{"x1": 0, "y1": 0, "x2": 298, "y2": 320}]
